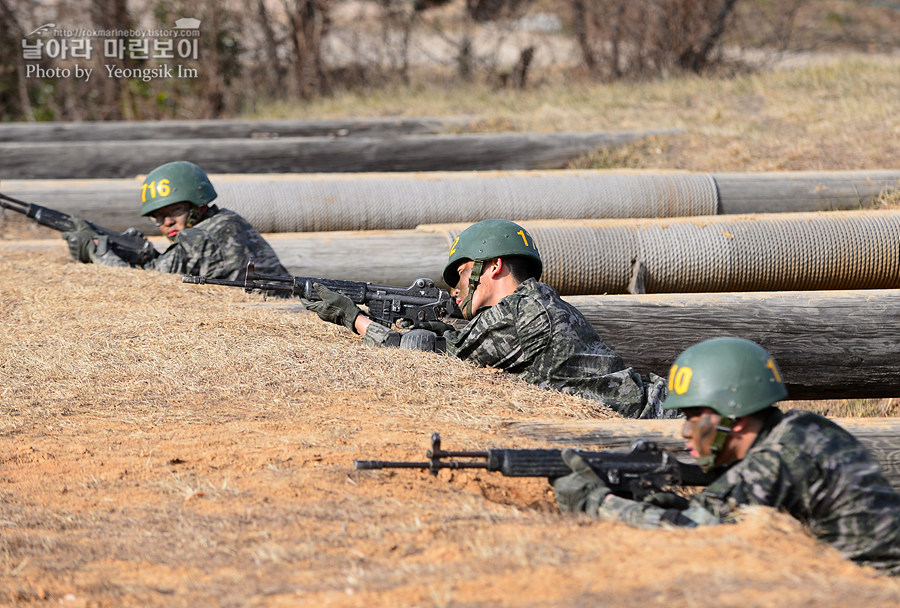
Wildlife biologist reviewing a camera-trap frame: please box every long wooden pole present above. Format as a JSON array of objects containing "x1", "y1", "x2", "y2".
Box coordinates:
[
  {"x1": 0, "y1": 130, "x2": 676, "y2": 178},
  {"x1": 0, "y1": 116, "x2": 477, "y2": 142},
  {"x1": 2, "y1": 170, "x2": 895, "y2": 232},
  {"x1": 564, "y1": 290, "x2": 900, "y2": 400}
]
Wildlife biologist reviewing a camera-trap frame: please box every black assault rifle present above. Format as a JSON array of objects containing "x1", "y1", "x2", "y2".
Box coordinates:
[
  {"x1": 0, "y1": 190, "x2": 157, "y2": 266},
  {"x1": 183, "y1": 262, "x2": 457, "y2": 329},
  {"x1": 355, "y1": 432, "x2": 715, "y2": 500}
]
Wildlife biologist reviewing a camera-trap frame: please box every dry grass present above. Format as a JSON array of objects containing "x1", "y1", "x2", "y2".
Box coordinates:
[
  {"x1": 257, "y1": 54, "x2": 900, "y2": 173},
  {"x1": 789, "y1": 399, "x2": 899, "y2": 418},
  {"x1": 2, "y1": 243, "x2": 899, "y2": 608},
  {"x1": 0, "y1": 245, "x2": 614, "y2": 438}
]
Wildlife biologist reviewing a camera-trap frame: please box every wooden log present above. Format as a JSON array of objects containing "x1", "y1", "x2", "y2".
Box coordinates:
[
  {"x1": 265, "y1": 230, "x2": 449, "y2": 286},
  {"x1": 503, "y1": 418, "x2": 900, "y2": 491},
  {"x1": 2, "y1": 170, "x2": 894, "y2": 235},
  {"x1": 0, "y1": 116, "x2": 478, "y2": 142},
  {"x1": 715, "y1": 170, "x2": 900, "y2": 213},
  {"x1": 0, "y1": 130, "x2": 680, "y2": 178},
  {"x1": 564, "y1": 290, "x2": 900, "y2": 400}
]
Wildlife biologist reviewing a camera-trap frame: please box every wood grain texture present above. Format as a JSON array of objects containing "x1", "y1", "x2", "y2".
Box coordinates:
[
  {"x1": 0, "y1": 130, "x2": 676, "y2": 178},
  {"x1": 0, "y1": 116, "x2": 477, "y2": 142},
  {"x1": 565, "y1": 290, "x2": 900, "y2": 400}
]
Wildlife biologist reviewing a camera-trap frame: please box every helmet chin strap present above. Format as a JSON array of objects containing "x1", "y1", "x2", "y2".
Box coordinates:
[
  {"x1": 696, "y1": 416, "x2": 734, "y2": 471},
  {"x1": 459, "y1": 259, "x2": 485, "y2": 320},
  {"x1": 186, "y1": 204, "x2": 208, "y2": 228}
]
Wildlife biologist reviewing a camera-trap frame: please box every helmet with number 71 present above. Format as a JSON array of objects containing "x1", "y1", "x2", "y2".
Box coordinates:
[
  {"x1": 662, "y1": 337, "x2": 788, "y2": 418},
  {"x1": 442, "y1": 219, "x2": 543, "y2": 287},
  {"x1": 139, "y1": 161, "x2": 218, "y2": 217}
]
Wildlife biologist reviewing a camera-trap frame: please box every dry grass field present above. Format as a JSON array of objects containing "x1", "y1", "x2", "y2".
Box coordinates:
[
  {"x1": 2, "y1": 53, "x2": 900, "y2": 606},
  {"x1": 2, "y1": 243, "x2": 899, "y2": 608}
]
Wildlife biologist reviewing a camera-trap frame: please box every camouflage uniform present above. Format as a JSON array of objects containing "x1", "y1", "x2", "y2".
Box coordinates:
[
  {"x1": 598, "y1": 408, "x2": 900, "y2": 575},
  {"x1": 364, "y1": 278, "x2": 669, "y2": 419},
  {"x1": 94, "y1": 205, "x2": 288, "y2": 279}
]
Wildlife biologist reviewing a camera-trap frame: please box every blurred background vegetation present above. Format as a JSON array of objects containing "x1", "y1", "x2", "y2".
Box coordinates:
[{"x1": 1, "y1": 0, "x2": 899, "y2": 122}]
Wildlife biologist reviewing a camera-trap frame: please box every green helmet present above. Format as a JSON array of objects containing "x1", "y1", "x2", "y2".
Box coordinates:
[
  {"x1": 139, "y1": 161, "x2": 217, "y2": 217},
  {"x1": 663, "y1": 337, "x2": 788, "y2": 418},
  {"x1": 442, "y1": 219, "x2": 542, "y2": 287}
]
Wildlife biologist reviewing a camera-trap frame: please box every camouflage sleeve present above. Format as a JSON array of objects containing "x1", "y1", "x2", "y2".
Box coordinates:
[
  {"x1": 596, "y1": 448, "x2": 795, "y2": 528},
  {"x1": 598, "y1": 495, "x2": 722, "y2": 528},
  {"x1": 444, "y1": 296, "x2": 549, "y2": 369},
  {"x1": 362, "y1": 321, "x2": 402, "y2": 347},
  {"x1": 90, "y1": 248, "x2": 132, "y2": 268},
  {"x1": 691, "y1": 446, "x2": 800, "y2": 517},
  {"x1": 598, "y1": 448, "x2": 795, "y2": 530},
  {"x1": 148, "y1": 229, "x2": 226, "y2": 276}
]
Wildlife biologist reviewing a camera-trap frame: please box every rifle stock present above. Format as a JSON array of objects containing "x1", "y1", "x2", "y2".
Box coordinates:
[
  {"x1": 0, "y1": 191, "x2": 157, "y2": 266},
  {"x1": 355, "y1": 432, "x2": 715, "y2": 500}
]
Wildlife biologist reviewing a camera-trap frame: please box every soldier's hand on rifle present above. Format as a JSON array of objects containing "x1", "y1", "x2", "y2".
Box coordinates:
[
  {"x1": 303, "y1": 283, "x2": 363, "y2": 332},
  {"x1": 553, "y1": 448, "x2": 611, "y2": 516},
  {"x1": 414, "y1": 320, "x2": 455, "y2": 334},
  {"x1": 61, "y1": 217, "x2": 99, "y2": 264},
  {"x1": 641, "y1": 490, "x2": 690, "y2": 509}
]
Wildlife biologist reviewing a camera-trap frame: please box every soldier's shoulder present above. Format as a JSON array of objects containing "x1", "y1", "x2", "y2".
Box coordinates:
[
  {"x1": 204, "y1": 207, "x2": 248, "y2": 226},
  {"x1": 779, "y1": 409, "x2": 863, "y2": 447},
  {"x1": 783, "y1": 409, "x2": 844, "y2": 431},
  {"x1": 174, "y1": 225, "x2": 214, "y2": 247}
]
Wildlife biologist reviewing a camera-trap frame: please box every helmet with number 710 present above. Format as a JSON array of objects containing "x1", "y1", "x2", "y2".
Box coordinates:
[
  {"x1": 662, "y1": 337, "x2": 788, "y2": 418},
  {"x1": 139, "y1": 161, "x2": 218, "y2": 217}
]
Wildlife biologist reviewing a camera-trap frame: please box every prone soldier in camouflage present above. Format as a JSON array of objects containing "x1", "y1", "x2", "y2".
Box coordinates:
[
  {"x1": 304, "y1": 219, "x2": 670, "y2": 419},
  {"x1": 61, "y1": 161, "x2": 288, "y2": 279},
  {"x1": 553, "y1": 337, "x2": 900, "y2": 575}
]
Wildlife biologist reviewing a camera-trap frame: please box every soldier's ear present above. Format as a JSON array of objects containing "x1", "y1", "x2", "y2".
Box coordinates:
[
  {"x1": 730, "y1": 416, "x2": 750, "y2": 433},
  {"x1": 483, "y1": 257, "x2": 503, "y2": 278}
]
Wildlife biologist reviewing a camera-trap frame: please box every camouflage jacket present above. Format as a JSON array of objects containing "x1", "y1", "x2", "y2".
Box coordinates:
[
  {"x1": 94, "y1": 206, "x2": 288, "y2": 279},
  {"x1": 364, "y1": 278, "x2": 668, "y2": 419},
  {"x1": 598, "y1": 408, "x2": 900, "y2": 575}
]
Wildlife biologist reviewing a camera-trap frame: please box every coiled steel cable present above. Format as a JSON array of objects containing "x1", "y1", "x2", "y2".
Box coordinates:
[
  {"x1": 427, "y1": 210, "x2": 900, "y2": 294},
  {"x1": 218, "y1": 172, "x2": 719, "y2": 233}
]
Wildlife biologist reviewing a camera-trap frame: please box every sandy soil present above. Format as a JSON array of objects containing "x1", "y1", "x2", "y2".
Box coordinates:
[{"x1": 1, "y1": 239, "x2": 898, "y2": 607}]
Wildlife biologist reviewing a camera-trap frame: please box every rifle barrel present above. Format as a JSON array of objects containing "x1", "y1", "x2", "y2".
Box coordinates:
[
  {"x1": 354, "y1": 459, "x2": 490, "y2": 471},
  {"x1": 181, "y1": 275, "x2": 292, "y2": 291},
  {"x1": 354, "y1": 460, "x2": 431, "y2": 470},
  {"x1": 0, "y1": 192, "x2": 32, "y2": 214}
]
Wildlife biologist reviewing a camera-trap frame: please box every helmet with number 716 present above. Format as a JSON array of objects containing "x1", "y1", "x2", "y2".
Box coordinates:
[
  {"x1": 139, "y1": 161, "x2": 218, "y2": 217},
  {"x1": 663, "y1": 337, "x2": 788, "y2": 418}
]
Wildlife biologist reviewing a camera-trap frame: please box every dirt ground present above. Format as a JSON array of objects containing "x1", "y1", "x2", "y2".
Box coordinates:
[{"x1": 1, "y1": 238, "x2": 898, "y2": 608}]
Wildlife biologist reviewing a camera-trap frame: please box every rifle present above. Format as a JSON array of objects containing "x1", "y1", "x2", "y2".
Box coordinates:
[
  {"x1": 182, "y1": 262, "x2": 457, "y2": 329},
  {"x1": 355, "y1": 432, "x2": 715, "y2": 500},
  {"x1": 0, "y1": 190, "x2": 157, "y2": 266}
]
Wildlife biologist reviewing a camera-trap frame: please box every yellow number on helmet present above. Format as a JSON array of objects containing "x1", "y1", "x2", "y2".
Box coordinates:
[
  {"x1": 766, "y1": 358, "x2": 782, "y2": 383},
  {"x1": 669, "y1": 365, "x2": 693, "y2": 395},
  {"x1": 448, "y1": 236, "x2": 459, "y2": 257},
  {"x1": 157, "y1": 178, "x2": 171, "y2": 197}
]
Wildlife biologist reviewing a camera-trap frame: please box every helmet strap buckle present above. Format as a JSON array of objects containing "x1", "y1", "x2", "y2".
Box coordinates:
[
  {"x1": 696, "y1": 415, "x2": 734, "y2": 471},
  {"x1": 459, "y1": 259, "x2": 485, "y2": 320}
]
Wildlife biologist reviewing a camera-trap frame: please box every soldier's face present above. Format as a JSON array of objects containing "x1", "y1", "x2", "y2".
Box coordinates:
[
  {"x1": 453, "y1": 260, "x2": 480, "y2": 311},
  {"x1": 149, "y1": 201, "x2": 192, "y2": 238},
  {"x1": 681, "y1": 407, "x2": 722, "y2": 463}
]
